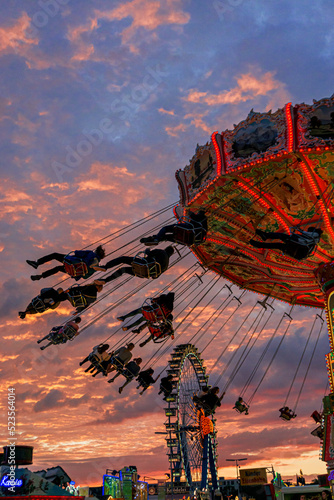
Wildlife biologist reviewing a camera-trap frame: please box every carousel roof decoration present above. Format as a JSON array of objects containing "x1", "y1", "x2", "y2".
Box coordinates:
[{"x1": 175, "y1": 95, "x2": 334, "y2": 308}]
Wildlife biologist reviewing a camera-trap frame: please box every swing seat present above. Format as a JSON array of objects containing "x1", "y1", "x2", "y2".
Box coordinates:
[
  {"x1": 87, "y1": 354, "x2": 108, "y2": 375},
  {"x1": 234, "y1": 402, "x2": 249, "y2": 414},
  {"x1": 64, "y1": 252, "x2": 89, "y2": 277},
  {"x1": 279, "y1": 408, "x2": 296, "y2": 421},
  {"x1": 122, "y1": 366, "x2": 137, "y2": 381},
  {"x1": 142, "y1": 300, "x2": 166, "y2": 322},
  {"x1": 280, "y1": 412, "x2": 292, "y2": 421},
  {"x1": 109, "y1": 356, "x2": 125, "y2": 373},
  {"x1": 48, "y1": 326, "x2": 65, "y2": 344},
  {"x1": 173, "y1": 217, "x2": 206, "y2": 246},
  {"x1": 31, "y1": 296, "x2": 48, "y2": 313},
  {"x1": 132, "y1": 253, "x2": 162, "y2": 279},
  {"x1": 286, "y1": 228, "x2": 319, "y2": 260},
  {"x1": 284, "y1": 242, "x2": 316, "y2": 260},
  {"x1": 67, "y1": 287, "x2": 88, "y2": 309},
  {"x1": 311, "y1": 425, "x2": 324, "y2": 439},
  {"x1": 61, "y1": 325, "x2": 77, "y2": 341},
  {"x1": 148, "y1": 320, "x2": 174, "y2": 343},
  {"x1": 64, "y1": 261, "x2": 89, "y2": 278}
]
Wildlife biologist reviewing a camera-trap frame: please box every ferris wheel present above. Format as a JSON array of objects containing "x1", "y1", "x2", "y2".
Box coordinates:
[{"x1": 164, "y1": 344, "x2": 219, "y2": 492}]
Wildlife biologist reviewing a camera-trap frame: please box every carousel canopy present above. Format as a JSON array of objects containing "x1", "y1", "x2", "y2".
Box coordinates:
[{"x1": 175, "y1": 95, "x2": 334, "y2": 308}]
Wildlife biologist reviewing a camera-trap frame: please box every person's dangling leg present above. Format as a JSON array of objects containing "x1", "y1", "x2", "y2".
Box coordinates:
[
  {"x1": 249, "y1": 241, "x2": 286, "y2": 251},
  {"x1": 123, "y1": 318, "x2": 146, "y2": 331},
  {"x1": 108, "y1": 371, "x2": 121, "y2": 383},
  {"x1": 139, "y1": 334, "x2": 153, "y2": 348},
  {"x1": 38, "y1": 253, "x2": 66, "y2": 266},
  {"x1": 31, "y1": 265, "x2": 66, "y2": 281},
  {"x1": 104, "y1": 256, "x2": 133, "y2": 270},
  {"x1": 132, "y1": 321, "x2": 148, "y2": 334},
  {"x1": 141, "y1": 224, "x2": 176, "y2": 245},
  {"x1": 103, "y1": 267, "x2": 135, "y2": 283},
  {"x1": 79, "y1": 356, "x2": 90, "y2": 366},
  {"x1": 37, "y1": 333, "x2": 51, "y2": 344},
  {"x1": 42, "y1": 265, "x2": 66, "y2": 278},
  {"x1": 139, "y1": 384, "x2": 149, "y2": 395},
  {"x1": 27, "y1": 252, "x2": 65, "y2": 269},
  {"x1": 256, "y1": 231, "x2": 289, "y2": 242},
  {"x1": 84, "y1": 363, "x2": 95, "y2": 372},
  {"x1": 40, "y1": 342, "x2": 53, "y2": 350},
  {"x1": 118, "y1": 377, "x2": 133, "y2": 393},
  {"x1": 118, "y1": 307, "x2": 142, "y2": 321},
  {"x1": 155, "y1": 225, "x2": 176, "y2": 241}
]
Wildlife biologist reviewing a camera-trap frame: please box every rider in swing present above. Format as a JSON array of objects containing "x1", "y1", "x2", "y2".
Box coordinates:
[
  {"x1": 249, "y1": 227, "x2": 323, "y2": 261},
  {"x1": 138, "y1": 319, "x2": 174, "y2": 347},
  {"x1": 136, "y1": 368, "x2": 160, "y2": 395},
  {"x1": 27, "y1": 245, "x2": 106, "y2": 280},
  {"x1": 37, "y1": 317, "x2": 82, "y2": 349},
  {"x1": 118, "y1": 292, "x2": 175, "y2": 346},
  {"x1": 100, "y1": 247, "x2": 174, "y2": 283},
  {"x1": 108, "y1": 357, "x2": 143, "y2": 393},
  {"x1": 18, "y1": 287, "x2": 68, "y2": 319},
  {"x1": 140, "y1": 210, "x2": 207, "y2": 246}
]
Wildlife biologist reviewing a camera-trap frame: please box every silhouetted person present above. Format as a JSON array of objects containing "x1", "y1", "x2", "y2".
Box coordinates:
[
  {"x1": 250, "y1": 227, "x2": 322, "y2": 261},
  {"x1": 101, "y1": 247, "x2": 174, "y2": 282}
]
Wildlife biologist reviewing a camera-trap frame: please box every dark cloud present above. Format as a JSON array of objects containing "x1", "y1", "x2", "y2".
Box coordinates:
[
  {"x1": 33, "y1": 389, "x2": 65, "y2": 412},
  {"x1": 0, "y1": 278, "x2": 32, "y2": 318},
  {"x1": 92, "y1": 391, "x2": 163, "y2": 425}
]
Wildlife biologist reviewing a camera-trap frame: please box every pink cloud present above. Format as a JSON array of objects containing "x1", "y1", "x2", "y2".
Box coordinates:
[
  {"x1": 75, "y1": 161, "x2": 169, "y2": 207},
  {"x1": 67, "y1": 0, "x2": 190, "y2": 59},
  {"x1": 158, "y1": 107, "x2": 175, "y2": 116},
  {"x1": 165, "y1": 122, "x2": 188, "y2": 137},
  {"x1": 185, "y1": 70, "x2": 290, "y2": 107},
  {"x1": 95, "y1": 0, "x2": 190, "y2": 45},
  {"x1": 0, "y1": 13, "x2": 38, "y2": 55}
]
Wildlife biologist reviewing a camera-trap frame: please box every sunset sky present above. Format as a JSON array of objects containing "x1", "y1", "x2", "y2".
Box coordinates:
[{"x1": 1, "y1": 0, "x2": 334, "y2": 488}]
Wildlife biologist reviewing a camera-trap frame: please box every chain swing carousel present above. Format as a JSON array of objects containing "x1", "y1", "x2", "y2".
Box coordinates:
[{"x1": 24, "y1": 96, "x2": 334, "y2": 492}]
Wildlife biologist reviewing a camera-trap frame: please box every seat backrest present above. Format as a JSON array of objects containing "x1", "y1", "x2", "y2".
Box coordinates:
[
  {"x1": 173, "y1": 217, "x2": 206, "y2": 245},
  {"x1": 67, "y1": 288, "x2": 87, "y2": 308},
  {"x1": 285, "y1": 240, "x2": 315, "y2": 260},
  {"x1": 31, "y1": 296, "x2": 47, "y2": 313},
  {"x1": 132, "y1": 255, "x2": 161, "y2": 278},
  {"x1": 142, "y1": 302, "x2": 165, "y2": 322},
  {"x1": 64, "y1": 258, "x2": 89, "y2": 277},
  {"x1": 173, "y1": 225, "x2": 195, "y2": 245},
  {"x1": 62, "y1": 325, "x2": 77, "y2": 340},
  {"x1": 110, "y1": 356, "x2": 125, "y2": 371},
  {"x1": 148, "y1": 324, "x2": 163, "y2": 336}
]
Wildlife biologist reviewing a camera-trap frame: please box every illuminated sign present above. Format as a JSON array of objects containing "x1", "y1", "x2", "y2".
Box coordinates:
[
  {"x1": 0, "y1": 475, "x2": 23, "y2": 487},
  {"x1": 328, "y1": 470, "x2": 334, "y2": 481},
  {"x1": 239, "y1": 468, "x2": 267, "y2": 486}
]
